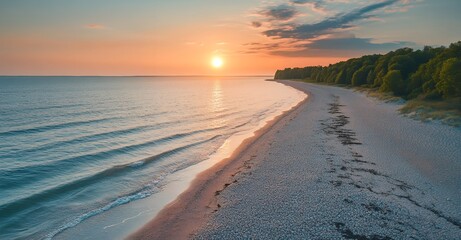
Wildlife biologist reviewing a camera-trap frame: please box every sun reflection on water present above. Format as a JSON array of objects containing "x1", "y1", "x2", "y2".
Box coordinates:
[{"x1": 209, "y1": 79, "x2": 226, "y2": 128}]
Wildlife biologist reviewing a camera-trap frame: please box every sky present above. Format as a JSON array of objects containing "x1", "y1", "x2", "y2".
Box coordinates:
[{"x1": 0, "y1": 0, "x2": 460, "y2": 76}]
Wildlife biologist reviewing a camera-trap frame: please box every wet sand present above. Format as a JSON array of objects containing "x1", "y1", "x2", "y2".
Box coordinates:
[{"x1": 129, "y1": 81, "x2": 461, "y2": 239}]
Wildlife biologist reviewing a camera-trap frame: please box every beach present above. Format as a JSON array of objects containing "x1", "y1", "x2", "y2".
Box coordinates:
[{"x1": 130, "y1": 80, "x2": 461, "y2": 239}]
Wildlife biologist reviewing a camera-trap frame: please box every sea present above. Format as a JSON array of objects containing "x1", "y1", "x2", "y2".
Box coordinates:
[{"x1": 0, "y1": 76, "x2": 306, "y2": 239}]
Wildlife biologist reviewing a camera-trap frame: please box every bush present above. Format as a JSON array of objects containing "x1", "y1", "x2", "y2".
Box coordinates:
[{"x1": 381, "y1": 70, "x2": 406, "y2": 96}]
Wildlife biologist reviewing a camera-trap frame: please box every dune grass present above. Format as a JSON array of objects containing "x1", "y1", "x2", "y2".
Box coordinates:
[
  {"x1": 289, "y1": 79, "x2": 461, "y2": 127},
  {"x1": 400, "y1": 98, "x2": 461, "y2": 127}
]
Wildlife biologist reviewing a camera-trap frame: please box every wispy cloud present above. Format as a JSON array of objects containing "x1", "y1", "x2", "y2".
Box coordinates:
[
  {"x1": 270, "y1": 37, "x2": 415, "y2": 57},
  {"x1": 185, "y1": 41, "x2": 204, "y2": 47},
  {"x1": 251, "y1": 21, "x2": 262, "y2": 28},
  {"x1": 263, "y1": 0, "x2": 399, "y2": 40},
  {"x1": 258, "y1": 4, "x2": 300, "y2": 21},
  {"x1": 290, "y1": 0, "x2": 328, "y2": 14},
  {"x1": 84, "y1": 24, "x2": 105, "y2": 30}
]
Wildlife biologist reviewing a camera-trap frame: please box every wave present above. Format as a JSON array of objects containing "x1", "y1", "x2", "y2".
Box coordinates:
[
  {"x1": 0, "y1": 134, "x2": 222, "y2": 223},
  {"x1": 43, "y1": 189, "x2": 152, "y2": 240},
  {"x1": 0, "y1": 117, "x2": 116, "y2": 137},
  {"x1": 196, "y1": 109, "x2": 244, "y2": 123},
  {"x1": 0, "y1": 120, "x2": 174, "y2": 160},
  {"x1": 137, "y1": 110, "x2": 171, "y2": 119},
  {"x1": 0, "y1": 135, "x2": 221, "y2": 232},
  {"x1": 1, "y1": 103, "x2": 88, "y2": 114},
  {"x1": 0, "y1": 115, "x2": 202, "y2": 161},
  {"x1": 1, "y1": 105, "x2": 147, "y2": 131},
  {"x1": 0, "y1": 127, "x2": 224, "y2": 190},
  {"x1": 229, "y1": 106, "x2": 276, "y2": 130}
]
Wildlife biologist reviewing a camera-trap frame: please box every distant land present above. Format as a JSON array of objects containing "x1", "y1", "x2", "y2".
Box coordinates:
[{"x1": 275, "y1": 41, "x2": 461, "y2": 126}]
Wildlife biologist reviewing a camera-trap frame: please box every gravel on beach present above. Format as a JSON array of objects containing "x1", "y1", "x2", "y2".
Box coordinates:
[{"x1": 193, "y1": 81, "x2": 461, "y2": 239}]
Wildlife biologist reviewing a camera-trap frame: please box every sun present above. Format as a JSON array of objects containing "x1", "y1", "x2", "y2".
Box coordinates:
[{"x1": 211, "y1": 56, "x2": 224, "y2": 68}]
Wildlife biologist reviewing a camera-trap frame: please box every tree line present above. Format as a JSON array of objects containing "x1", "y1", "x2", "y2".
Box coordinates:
[{"x1": 274, "y1": 41, "x2": 461, "y2": 101}]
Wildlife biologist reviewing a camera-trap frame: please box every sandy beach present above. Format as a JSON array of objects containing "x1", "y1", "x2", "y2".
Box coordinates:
[{"x1": 129, "y1": 80, "x2": 461, "y2": 239}]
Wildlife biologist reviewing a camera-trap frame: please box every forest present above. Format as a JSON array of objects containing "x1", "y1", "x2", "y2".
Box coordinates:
[{"x1": 274, "y1": 41, "x2": 461, "y2": 103}]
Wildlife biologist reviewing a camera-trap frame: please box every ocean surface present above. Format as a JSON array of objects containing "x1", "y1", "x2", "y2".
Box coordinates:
[{"x1": 0, "y1": 76, "x2": 305, "y2": 239}]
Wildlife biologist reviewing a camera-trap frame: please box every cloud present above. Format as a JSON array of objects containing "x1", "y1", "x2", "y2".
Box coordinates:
[
  {"x1": 263, "y1": 0, "x2": 399, "y2": 40},
  {"x1": 245, "y1": 0, "x2": 417, "y2": 58},
  {"x1": 291, "y1": 0, "x2": 314, "y2": 3},
  {"x1": 307, "y1": 37, "x2": 413, "y2": 50},
  {"x1": 84, "y1": 24, "x2": 105, "y2": 29},
  {"x1": 270, "y1": 37, "x2": 414, "y2": 57},
  {"x1": 259, "y1": 4, "x2": 300, "y2": 21},
  {"x1": 185, "y1": 41, "x2": 204, "y2": 47},
  {"x1": 290, "y1": 0, "x2": 328, "y2": 14},
  {"x1": 252, "y1": 21, "x2": 262, "y2": 28},
  {"x1": 242, "y1": 42, "x2": 282, "y2": 51}
]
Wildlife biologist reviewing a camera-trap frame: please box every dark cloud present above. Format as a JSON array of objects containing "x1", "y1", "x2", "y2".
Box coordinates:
[
  {"x1": 304, "y1": 37, "x2": 413, "y2": 50},
  {"x1": 270, "y1": 37, "x2": 414, "y2": 57},
  {"x1": 243, "y1": 42, "x2": 282, "y2": 51},
  {"x1": 290, "y1": 0, "x2": 322, "y2": 5},
  {"x1": 264, "y1": 0, "x2": 399, "y2": 40},
  {"x1": 290, "y1": 0, "x2": 326, "y2": 13},
  {"x1": 259, "y1": 4, "x2": 299, "y2": 21},
  {"x1": 290, "y1": 0, "x2": 315, "y2": 3},
  {"x1": 251, "y1": 21, "x2": 262, "y2": 28}
]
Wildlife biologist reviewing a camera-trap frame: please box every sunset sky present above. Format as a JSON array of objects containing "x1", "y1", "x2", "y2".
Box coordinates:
[{"x1": 1, "y1": 0, "x2": 460, "y2": 76}]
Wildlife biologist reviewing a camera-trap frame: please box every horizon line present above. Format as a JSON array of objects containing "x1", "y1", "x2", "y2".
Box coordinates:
[{"x1": 0, "y1": 74, "x2": 275, "y2": 78}]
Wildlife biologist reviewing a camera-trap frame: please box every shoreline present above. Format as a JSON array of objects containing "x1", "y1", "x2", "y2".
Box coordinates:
[{"x1": 127, "y1": 81, "x2": 309, "y2": 239}]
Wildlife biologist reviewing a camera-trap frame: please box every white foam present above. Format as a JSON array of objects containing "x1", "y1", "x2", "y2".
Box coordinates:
[{"x1": 45, "y1": 190, "x2": 153, "y2": 240}]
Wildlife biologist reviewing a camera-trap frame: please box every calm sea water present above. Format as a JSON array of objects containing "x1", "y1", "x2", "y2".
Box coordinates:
[{"x1": 0, "y1": 76, "x2": 305, "y2": 239}]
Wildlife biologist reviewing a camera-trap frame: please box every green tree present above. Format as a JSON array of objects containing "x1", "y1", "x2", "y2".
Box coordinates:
[
  {"x1": 381, "y1": 70, "x2": 405, "y2": 95},
  {"x1": 335, "y1": 70, "x2": 347, "y2": 84},
  {"x1": 366, "y1": 69, "x2": 376, "y2": 85},
  {"x1": 352, "y1": 66, "x2": 371, "y2": 86},
  {"x1": 273, "y1": 41, "x2": 460, "y2": 100},
  {"x1": 389, "y1": 55, "x2": 416, "y2": 79},
  {"x1": 437, "y1": 58, "x2": 461, "y2": 98}
]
